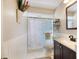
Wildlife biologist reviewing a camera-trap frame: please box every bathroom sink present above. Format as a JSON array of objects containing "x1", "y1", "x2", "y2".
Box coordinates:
[{"x1": 64, "y1": 40, "x2": 77, "y2": 52}]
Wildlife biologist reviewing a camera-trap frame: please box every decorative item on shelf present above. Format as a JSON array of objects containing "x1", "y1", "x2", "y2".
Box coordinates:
[
  {"x1": 53, "y1": 19, "x2": 60, "y2": 30},
  {"x1": 17, "y1": 0, "x2": 30, "y2": 12}
]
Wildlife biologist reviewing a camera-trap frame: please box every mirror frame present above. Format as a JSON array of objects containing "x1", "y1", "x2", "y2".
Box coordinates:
[{"x1": 66, "y1": 1, "x2": 77, "y2": 30}]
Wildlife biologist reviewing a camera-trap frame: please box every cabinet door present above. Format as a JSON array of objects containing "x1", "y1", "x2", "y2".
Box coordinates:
[
  {"x1": 54, "y1": 40, "x2": 62, "y2": 59},
  {"x1": 70, "y1": 49, "x2": 76, "y2": 59},
  {"x1": 62, "y1": 45, "x2": 76, "y2": 59},
  {"x1": 62, "y1": 46, "x2": 71, "y2": 59}
]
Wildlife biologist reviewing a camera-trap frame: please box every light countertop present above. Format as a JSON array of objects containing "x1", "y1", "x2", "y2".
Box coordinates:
[{"x1": 54, "y1": 38, "x2": 76, "y2": 52}]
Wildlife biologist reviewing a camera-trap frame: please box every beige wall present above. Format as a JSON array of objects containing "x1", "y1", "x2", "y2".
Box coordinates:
[
  {"x1": 2, "y1": 0, "x2": 27, "y2": 41},
  {"x1": 1, "y1": 0, "x2": 27, "y2": 58},
  {"x1": 23, "y1": 7, "x2": 54, "y2": 18},
  {"x1": 27, "y1": 7, "x2": 54, "y2": 14},
  {"x1": 54, "y1": 0, "x2": 77, "y2": 37}
]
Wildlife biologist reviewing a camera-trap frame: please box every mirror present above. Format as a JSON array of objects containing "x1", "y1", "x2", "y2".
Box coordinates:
[{"x1": 66, "y1": 1, "x2": 77, "y2": 30}]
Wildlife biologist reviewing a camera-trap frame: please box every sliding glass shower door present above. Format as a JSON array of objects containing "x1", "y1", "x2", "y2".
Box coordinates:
[{"x1": 27, "y1": 17, "x2": 53, "y2": 50}]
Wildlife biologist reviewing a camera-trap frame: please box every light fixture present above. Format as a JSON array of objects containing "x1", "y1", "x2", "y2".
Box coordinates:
[{"x1": 63, "y1": 0, "x2": 69, "y2": 4}]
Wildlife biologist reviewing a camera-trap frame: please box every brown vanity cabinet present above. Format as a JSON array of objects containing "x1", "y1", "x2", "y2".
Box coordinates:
[
  {"x1": 54, "y1": 40, "x2": 76, "y2": 59},
  {"x1": 54, "y1": 40, "x2": 62, "y2": 59}
]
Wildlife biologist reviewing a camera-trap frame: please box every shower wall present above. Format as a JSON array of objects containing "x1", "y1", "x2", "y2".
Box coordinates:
[{"x1": 27, "y1": 17, "x2": 53, "y2": 50}]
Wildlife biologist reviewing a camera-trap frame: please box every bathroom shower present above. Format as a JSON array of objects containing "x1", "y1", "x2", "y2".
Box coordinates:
[{"x1": 27, "y1": 17, "x2": 53, "y2": 50}]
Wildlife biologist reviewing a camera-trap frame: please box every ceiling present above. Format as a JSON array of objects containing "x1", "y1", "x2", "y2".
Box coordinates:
[{"x1": 29, "y1": 0, "x2": 63, "y2": 9}]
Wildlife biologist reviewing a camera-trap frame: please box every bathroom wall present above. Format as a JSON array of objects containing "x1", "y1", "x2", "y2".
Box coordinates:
[
  {"x1": 1, "y1": 0, "x2": 27, "y2": 58},
  {"x1": 54, "y1": 0, "x2": 77, "y2": 38},
  {"x1": 27, "y1": 7, "x2": 54, "y2": 14},
  {"x1": 2, "y1": 0, "x2": 27, "y2": 41},
  {"x1": 23, "y1": 6, "x2": 54, "y2": 18}
]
